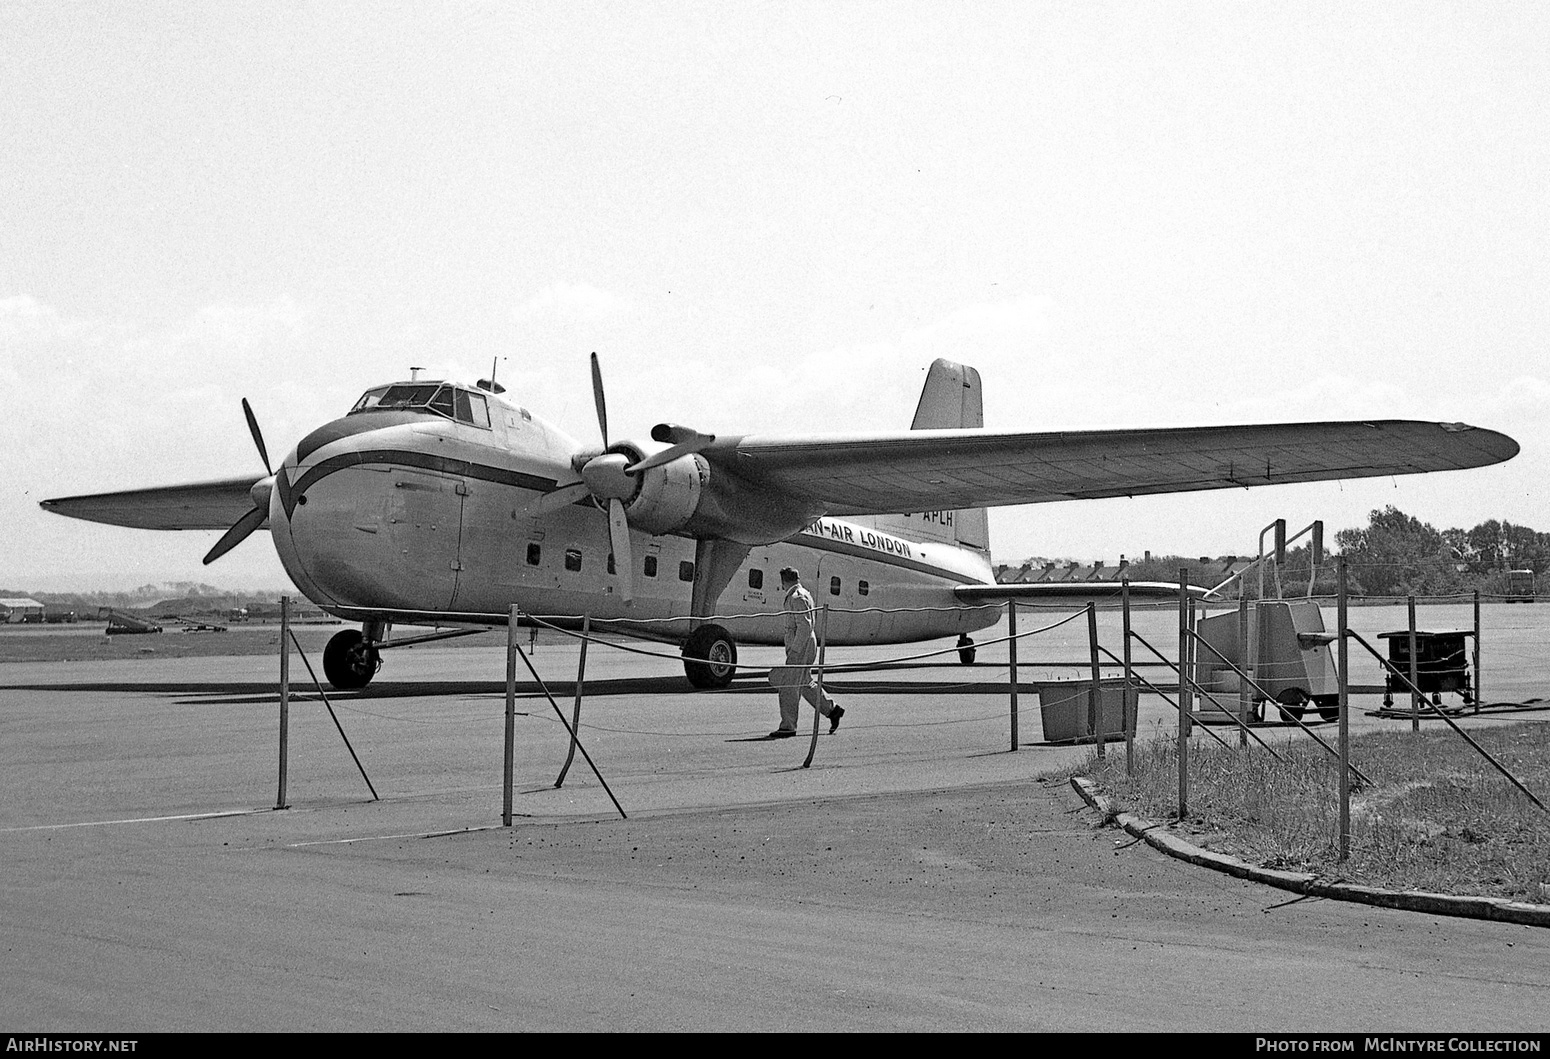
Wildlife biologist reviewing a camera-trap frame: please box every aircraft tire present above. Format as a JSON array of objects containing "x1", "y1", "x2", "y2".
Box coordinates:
[
  {"x1": 323, "y1": 628, "x2": 380, "y2": 690},
  {"x1": 682, "y1": 624, "x2": 737, "y2": 689}
]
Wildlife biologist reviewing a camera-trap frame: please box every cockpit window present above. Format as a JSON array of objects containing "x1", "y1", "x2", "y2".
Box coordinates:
[
  {"x1": 456, "y1": 390, "x2": 491, "y2": 428},
  {"x1": 350, "y1": 386, "x2": 391, "y2": 413},
  {"x1": 348, "y1": 383, "x2": 492, "y2": 429},
  {"x1": 427, "y1": 386, "x2": 455, "y2": 418}
]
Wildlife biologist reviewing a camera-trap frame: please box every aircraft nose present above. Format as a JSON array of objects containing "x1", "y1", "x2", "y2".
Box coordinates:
[{"x1": 293, "y1": 410, "x2": 423, "y2": 465}]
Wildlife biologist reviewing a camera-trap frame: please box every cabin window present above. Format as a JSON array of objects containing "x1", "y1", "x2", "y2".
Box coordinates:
[
  {"x1": 606, "y1": 553, "x2": 616, "y2": 575},
  {"x1": 644, "y1": 555, "x2": 658, "y2": 578},
  {"x1": 526, "y1": 543, "x2": 542, "y2": 566},
  {"x1": 748, "y1": 569, "x2": 763, "y2": 589},
  {"x1": 679, "y1": 560, "x2": 695, "y2": 582},
  {"x1": 564, "y1": 548, "x2": 583, "y2": 572},
  {"x1": 829, "y1": 576, "x2": 841, "y2": 596},
  {"x1": 858, "y1": 580, "x2": 869, "y2": 596}
]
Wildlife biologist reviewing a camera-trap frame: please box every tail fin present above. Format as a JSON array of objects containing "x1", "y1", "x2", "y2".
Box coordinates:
[{"x1": 863, "y1": 359, "x2": 992, "y2": 552}]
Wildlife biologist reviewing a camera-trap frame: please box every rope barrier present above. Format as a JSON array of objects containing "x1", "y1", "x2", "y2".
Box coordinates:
[{"x1": 516, "y1": 603, "x2": 1091, "y2": 677}]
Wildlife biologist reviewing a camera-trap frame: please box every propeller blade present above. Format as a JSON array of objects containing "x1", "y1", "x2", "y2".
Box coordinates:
[
  {"x1": 522, "y1": 482, "x2": 592, "y2": 516},
  {"x1": 625, "y1": 432, "x2": 716, "y2": 475},
  {"x1": 242, "y1": 398, "x2": 271, "y2": 474},
  {"x1": 203, "y1": 504, "x2": 267, "y2": 565},
  {"x1": 607, "y1": 498, "x2": 633, "y2": 603},
  {"x1": 589, "y1": 352, "x2": 609, "y2": 447}
]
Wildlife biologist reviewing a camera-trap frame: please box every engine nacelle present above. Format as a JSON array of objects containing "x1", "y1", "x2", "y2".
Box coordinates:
[
  {"x1": 621, "y1": 448, "x2": 706, "y2": 535},
  {"x1": 608, "y1": 440, "x2": 821, "y2": 544}
]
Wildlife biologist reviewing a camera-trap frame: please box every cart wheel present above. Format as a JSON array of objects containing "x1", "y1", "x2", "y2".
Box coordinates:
[
  {"x1": 1314, "y1": 695, "x2": 1340, "y2": 723},
  {"x1": 1432, "y1": 692, "x2": 1442, "y2": 706},
  {"x1": 1275, "y1": 688, "x2": 1309, "y2": 723}
]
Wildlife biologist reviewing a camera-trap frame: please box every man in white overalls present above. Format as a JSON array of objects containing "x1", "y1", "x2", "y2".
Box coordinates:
[{"x1": 769, "y1": 567, "x2": 844, "y2": 737}]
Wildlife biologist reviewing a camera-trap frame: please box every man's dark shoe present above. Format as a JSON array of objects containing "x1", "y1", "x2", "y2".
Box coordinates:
[
  {"x1": 768, "y1": 728, "x2": 798, "y2": 739},
  {"x1": 828, "y1": 705, "x2": 844, "y2": 734}
]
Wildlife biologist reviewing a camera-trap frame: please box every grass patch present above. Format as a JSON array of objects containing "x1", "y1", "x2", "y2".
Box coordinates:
[{"x1": 1077, "y1": 721, "x2": 1550, "y2": 903}]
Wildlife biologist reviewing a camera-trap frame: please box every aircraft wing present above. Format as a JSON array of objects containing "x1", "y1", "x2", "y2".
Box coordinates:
[
  {"x1": 698, "y1": 420, "x2": 1518, "y2": 514},
  {"x1": 38, "y1": 477, "x2": 266, "y2": 530}
]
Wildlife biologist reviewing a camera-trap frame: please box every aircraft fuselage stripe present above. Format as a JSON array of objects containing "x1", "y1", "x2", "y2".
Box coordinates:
[
  {"x1": 280, "y1": 448, "x2": 558, "y2": 516},
  {"x1": 789, "y1": 532, "x2": 983, "y2": 585}
]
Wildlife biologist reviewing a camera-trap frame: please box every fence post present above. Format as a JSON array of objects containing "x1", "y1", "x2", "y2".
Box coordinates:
[
  {"x1": 504, "y1": 605, "x2": 518, "y2": 827},
  {"x1": 1408, "y1": 595, "x2": 1420, "y2": 732},
  {"x1": 1237, "y1": 595, "x2": 1249, "y2": 746},
  {"x1": 277, "y1": 595, "x2": 290, "y2": 810},
  {"x1": 1121, "y1": 578, "x2": 1134, "y2": 775},
  {"x1": 802, "y1": 605, "x2": 829, "y2": 769},
  {"x1": 1473, "y1": 589, "x2": 1482, "y2": 713},
  {"x1": 1087, "y1": 602, "x2": 1103, "y2": 759},
  {"x1": 1338, "y1": 558, "x2": 1350, "y2": 861},
  {"x1": 555, "y1": 612, "x2": 590, "y2": 788},
  {"x1": 1008, "y1": 600, "x2": 1019, "y2": 752},
  {"x1": 1178, "y1": 569, "x2": 1190, "y2": 821}
]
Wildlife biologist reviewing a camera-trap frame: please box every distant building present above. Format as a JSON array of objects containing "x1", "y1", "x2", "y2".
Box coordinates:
[{"x1": 0, "y1": 598, "x2": 45, "y2": 623}]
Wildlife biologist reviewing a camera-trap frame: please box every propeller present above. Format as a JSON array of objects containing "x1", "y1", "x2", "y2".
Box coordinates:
[
  {"x1": 585, "y1": 355, "x2": 635, "y2": 601},
  {"x1": 626, "y1": 424, "x2": 716, "y2": 474},
  {"x1": 523, "y1": 355, "x2": 721, "y2": 600},
  {"x1": 203, "y1": 398, "x2": 277, "y2": 565}
]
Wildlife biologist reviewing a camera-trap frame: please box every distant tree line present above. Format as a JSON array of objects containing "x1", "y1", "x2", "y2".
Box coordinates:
[
  {"x1": 1332, "y1": 507, "x2": 1548, "y2": 598},
  {"x1": 1120, "y1": 507, "x2": 1547, "y2": 599}
]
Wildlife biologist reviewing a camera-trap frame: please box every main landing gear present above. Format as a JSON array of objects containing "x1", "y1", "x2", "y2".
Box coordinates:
[
  {"x1": 323, "y1": 628, "x2": 381, "y2": 690},
  {"x1": 957, "y1": 634, "x2": 977, "y2": 665},
  {"x1": 682, "y1": 624, "x2": 737, "y2": 689}
]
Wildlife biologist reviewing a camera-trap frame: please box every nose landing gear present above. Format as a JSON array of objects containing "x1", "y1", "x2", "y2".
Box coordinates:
[{"x1": 323, "y1": 628, "x2": 381, "y2": 689}]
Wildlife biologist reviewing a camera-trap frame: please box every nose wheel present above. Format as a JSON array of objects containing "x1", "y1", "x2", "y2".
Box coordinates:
[{"x1": 323, "y1": 628, "x2": 381, "y2": 690}]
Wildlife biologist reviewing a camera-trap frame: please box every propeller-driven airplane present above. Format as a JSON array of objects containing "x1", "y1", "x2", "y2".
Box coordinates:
[{"x1": 41, "y1": 357, "x2": 1519, "y2": 690}]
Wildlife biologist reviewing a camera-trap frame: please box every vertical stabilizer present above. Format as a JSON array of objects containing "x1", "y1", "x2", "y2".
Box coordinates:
[
  {"x1": 911, "y1": 358, "x2": 983, "y2": 431},
  {"x1": 861, "y1": 359, "x2": 992, "y2": 552}
]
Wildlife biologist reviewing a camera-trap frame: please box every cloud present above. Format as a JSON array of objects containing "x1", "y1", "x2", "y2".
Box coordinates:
[
  {"x1": 511, "y1": 283, "x2": 633, "y2": 323},
  {"x1": 0, "y1": 294, "x2": 118, "y2": 348}
]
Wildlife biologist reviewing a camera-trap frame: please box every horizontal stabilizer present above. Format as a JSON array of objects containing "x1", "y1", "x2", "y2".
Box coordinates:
[{"x1": 954, "y1": 581, "x2": 1211, "y2": 603}]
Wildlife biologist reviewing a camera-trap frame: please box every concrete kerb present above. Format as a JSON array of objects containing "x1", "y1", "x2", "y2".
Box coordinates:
[{"x1": 1069, "y1": 775, "x2": 1550, "y2": 928}]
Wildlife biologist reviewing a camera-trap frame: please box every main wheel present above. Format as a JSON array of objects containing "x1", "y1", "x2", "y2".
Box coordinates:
[
  {"x1": 323, "y1": 628, "x2": 380, "y2": 690},
  {"x1": 682, "y1": 624, "x2": 737, "y2": 689},
  {"x1": 957, "y1": 634, "x2": 977, "y2": 666}
]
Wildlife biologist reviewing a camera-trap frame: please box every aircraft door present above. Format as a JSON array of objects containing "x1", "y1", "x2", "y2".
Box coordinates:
[{"x1": 383, "y1": 467, "x2": 463, "y2": 611}]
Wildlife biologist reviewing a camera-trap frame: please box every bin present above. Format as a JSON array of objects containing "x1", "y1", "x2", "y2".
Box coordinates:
[
  {"x1": 1376, "y1": 630, "x2": 1474, "y2": 705},
  {"x1": 1035, "y1": 680, "x2": 1137, "y2": 744}
]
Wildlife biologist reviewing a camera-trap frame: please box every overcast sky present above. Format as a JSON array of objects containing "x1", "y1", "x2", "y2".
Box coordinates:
[{"x1": 3, "y1": 2, "x2": 1546, "y2": 591}]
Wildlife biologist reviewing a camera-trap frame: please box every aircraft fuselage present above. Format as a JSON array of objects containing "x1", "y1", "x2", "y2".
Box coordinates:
[{"x1": 269, "y1": 392, "x2": 1001, "y2": 648}]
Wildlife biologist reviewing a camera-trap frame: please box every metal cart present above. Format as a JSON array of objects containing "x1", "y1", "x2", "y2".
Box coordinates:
[{"x1": 1376, "y1": 629, "x2": 1475, "y2": 706}]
